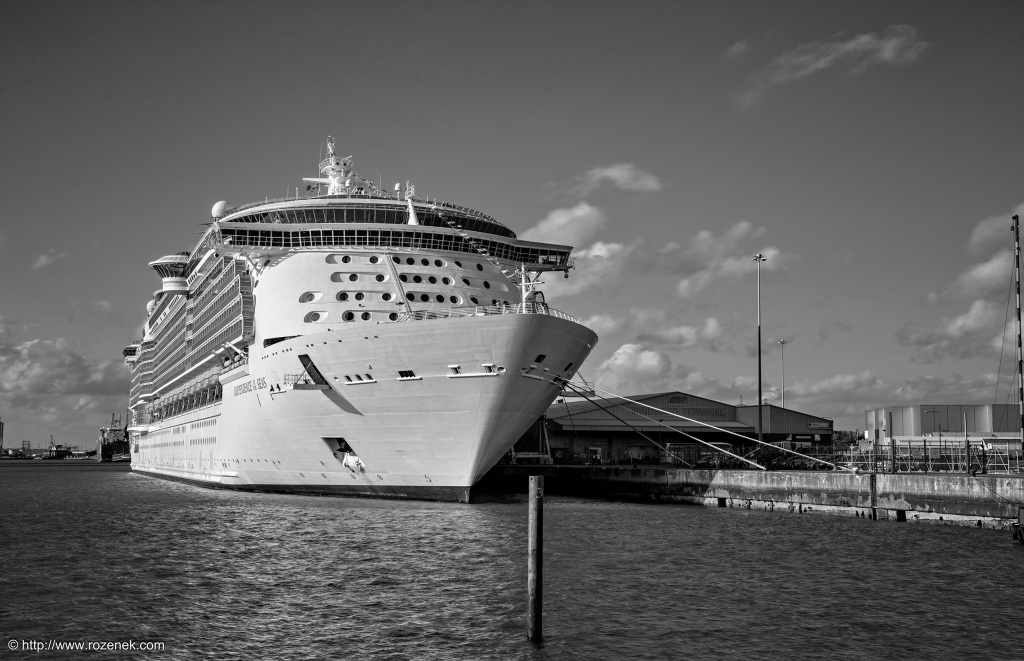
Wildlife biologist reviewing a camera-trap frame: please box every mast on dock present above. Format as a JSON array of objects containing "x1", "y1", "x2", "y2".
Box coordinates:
[{"x1": 1014, "y1": 215, "x2": 1023, "y2": 450}]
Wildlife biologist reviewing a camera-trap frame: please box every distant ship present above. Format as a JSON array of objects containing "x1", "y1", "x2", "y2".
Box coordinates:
[
  {"x1": 97, "y1": 414, "x2": 130, "y2": 462},
  {"x1": 123, "y1": 137, "x2": 598, "y2": 501}
]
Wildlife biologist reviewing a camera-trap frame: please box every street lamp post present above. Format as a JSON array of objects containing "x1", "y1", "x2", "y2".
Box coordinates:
[
  {"x1": 777, "y1": 339, "x2": 787, "y2": 410},
  {"x1": 752, "y1": 253, "x2": 767, "y2": 446}
]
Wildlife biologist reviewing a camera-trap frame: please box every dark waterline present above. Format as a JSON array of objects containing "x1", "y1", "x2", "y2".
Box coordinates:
[{"x1": 2, "y1": 462, "x2": 1022, "y2": 660}]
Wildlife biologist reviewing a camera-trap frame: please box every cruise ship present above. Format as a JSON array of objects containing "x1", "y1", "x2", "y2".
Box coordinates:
[{"x1": 123, "y1": 138, "x2": 597, "y2": 501}]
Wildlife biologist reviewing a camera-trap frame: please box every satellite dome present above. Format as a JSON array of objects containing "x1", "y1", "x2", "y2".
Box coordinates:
[{"x1": 211, "y1": 201, "x2": 233, "y2": 219}]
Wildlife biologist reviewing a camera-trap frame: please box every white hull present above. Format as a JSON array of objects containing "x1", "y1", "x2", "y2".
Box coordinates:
[{"x1": 131, "y1": 312, "x2": 596, "y2": 501}]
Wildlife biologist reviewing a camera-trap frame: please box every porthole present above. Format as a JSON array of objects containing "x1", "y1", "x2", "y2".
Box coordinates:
[
  {"x1": 428, "y1": 276, "x2": 437, "y2": 284},
  {"x1": 420, "y1": 294, "x2": 429, "y2": 302},
  {"x1": 435, "y1": 295, "x2": 444, "y2": 303},
  {"x1": 483, "y1": 281, "x2": 491, "y2": 289},
  {"x1": 462, "y1": 278, "x2": 471, "y2": 286},
  {"x1": 442, "y1": 277, "x2": 451, "y2": 285},
  {"x1": 382, "y1": 293, "x2": 393, "y2": 302},
  {"x1": 369, "y1": 256, "x2": 379, "y2": 264},
  {"x1": 392, "y1": 256, "x2": 400, "y2": 263},
  {"x1": 375, "y1": 274, "x2": 386, "y2": 282},
  {"x1": 413, "y1": 275, "x2": 422, "y2": 283},
  {"x1": 503, "y1": 300, "x2": 510, "y2": 305},
  {"x1": 361, "y1": 312, "x2": 371, "y2": 321},
  {"x1": 406, "y1": 292, "x2": 415, "y2": 300},
  {"x1": 406, "y1": 258, "x2": 415, "y2": 265},
  {"x1": 388, "y1": 312, "x2": 398, "y2": 321},
  {"x1": 476, "y1": 264, "x2": 483, "y2": 271},
  {"x1": 400, "y1": 274, "x2": 408, "y2": 282},
  {"x1": 455, "y1": 260, "x2": 462, "y2": 267},
  {"x1": 300, "y1": 292, "x2": 316, "y2": 303},
  {"x1": 337, "y1": 292, "x2": 349, "y2": 301},
  {"x1": 341, "y1": 256, "x2": 352, "y2": 264},
  {"x1": 449, "y1": 295, "x2": 460, "y2": 304},
  {"x1": 343, "y1": 312, "x2": 355, "y2": 321},
  {"x1": 421, "y1": 258, "x2": 429, "y2": 266},
  {"x1": 434, "y1": 259, "x2": 443, "y2": 267},
  {"x1": 349, "y1": 274, "x2": 358, "y2": 282},
  {"x1": 492, "y1": 299, "x2": 498, "y2": 305},
  {"x1": 471, "y1": 297, "x2": 479, "y2": 304},
  {"x1": 305, "y1": 311, "x2": 324, "y2": 323},
  {"x1": 355, "y1": 293, "x2": 365, "y2": 301}
]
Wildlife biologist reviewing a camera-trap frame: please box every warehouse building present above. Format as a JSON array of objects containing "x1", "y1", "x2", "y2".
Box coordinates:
[{"x1": 514, "y1": 391, "x2": 834, "y2": 465}]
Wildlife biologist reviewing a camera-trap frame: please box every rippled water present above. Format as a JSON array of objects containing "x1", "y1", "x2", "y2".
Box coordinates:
[{"x1": 2, "y1": 463, "x2": 1023, "y2": 660}]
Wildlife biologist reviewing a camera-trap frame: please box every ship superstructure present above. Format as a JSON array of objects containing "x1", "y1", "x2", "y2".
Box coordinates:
[{"x1": 124, "y1": 138, "x2": 597, "y2": 501}]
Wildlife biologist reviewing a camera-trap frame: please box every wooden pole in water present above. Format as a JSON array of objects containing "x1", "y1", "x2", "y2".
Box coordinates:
[{"x1": 527, "y1": 475, "x2": 543, "y2": 642}]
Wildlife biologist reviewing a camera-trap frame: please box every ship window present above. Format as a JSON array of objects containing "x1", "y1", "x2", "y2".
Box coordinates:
[
  {"x1": 450, "y1": 365, "x2": 462, "y2": 375},
  {"x1": 345, "y1": 376, "x2": 352, "y2": 382},
  {"x1": 343, "y1": 312, "x2": 355, "y2": 321},
  {"x1": 388, "y1": 312, "x2": 398, "y2": 321},
  {"x1": 369, "y1": 256, "x2": 379, "y2": 264},
  {"x1": 360, "y1": 312, "x2": 370, "y2": 320},
  {"x1": 349, "y1": 274, "x2": 358, "y2": 281},
  {"x1": 306, "y1": 312, "x2": 321, "y2": 322},
  {"x1": 476, "y1": 264, "x2": 483, "y2": 271},
  {"x1": 382, "y1": 293, "x2": 392, "y2": 301},
  {"x1": 341, "y1": 255, "x2": 352, "y2": 263},
  {"x1": 491, "y1": 299, "x2": 498, "y2": 305},
  {"x1": 483, "y1": 281, "x2": 490, "y2": 289},
  {"x1": 355, "y1": 374, "x2": 363, "y2": 381},
  {"x1": 434, "y1": 259, "x2": 443, "y2": 267},
  {"x1": 406, "y1": 258, "x2": 415, "y2": 265},
  {"x1": 398, "y1": 370, "x2": 416, "y2": 378},
  {"x1": 428, "y1": 276, "x2": 437, "y2": 284},
  {"x1": 365, "y1": 373, "x2": 372, "y2": 380},
  {"x1": 442, "y1": 277, "x2": 451, "y2": 285},
  {"x1": 338, "y1": 292, "x2": 349, "y2": 301},
  {"x1": 455, "y1": 260, "x2": 462, "y2": 267},
  {"x1": 393, "y1": 256, "x2": 400, "y2": 263},
  {"x1": 421, "y1": 258, "x2": 429, "y2": 266},
  {"x1": 413, "y1": 275, "x2": 422, "y2": 283},
  {"x1": 535, "y1": 354, "x2": 547, "y2": 363},
  {"x1": 420, "y1": 294, "x2": 429, "y2": 302},
  {"x1": 375, "y1": 274, "x2": 385, "y2": 282},
  {"x1": 484, "y1": 364, "x2": 496, "y2": 373},
  {"x1": 564, "y1": 362, "x2": 574, "y2": 372},
  {"x1": 462, "y1": 278, "x2": 470, "y2": 286},
  {"x1": 354, "y1": 293, "x2": 364, "y2": 301},
  {"x1": 471, "y1": 297, "x2": 479, "y2": 304},
  {"x1": 406, "y1": 293, "x2": 414, "y2": 300},
  {"x1": 301, "y1": 293, "x2": 316, "y2": 303},
  {"x1": 400, "y1": 274, "x2": 408, "y2": 282},
  {"x1": 435, "y1": 295, "x2": 444, "y2": 303},
  {"x1": 449, "y1": 296, "x2": 459, "y2": 304}
]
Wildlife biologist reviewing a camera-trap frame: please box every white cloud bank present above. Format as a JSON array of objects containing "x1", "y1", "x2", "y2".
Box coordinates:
[{"x1": 574, "y1": 163, "x2": 661, "y2": 197}]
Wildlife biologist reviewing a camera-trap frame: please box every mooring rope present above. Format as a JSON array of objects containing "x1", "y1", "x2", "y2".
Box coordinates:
[{"x1": 566, "y1": 381, "x2": 855, "y2": 472}]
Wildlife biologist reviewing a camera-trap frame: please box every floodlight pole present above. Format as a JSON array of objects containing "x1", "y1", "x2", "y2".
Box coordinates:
[
  {"x1": 1014, "y1": 215, "x2": 1023, "y2": 451},
  {"x1": 753, "y1": 253, "x2": 767, "y2": 446},
  {"x1": 778, "y1": 339, "x2": 788, "y2": 410}
]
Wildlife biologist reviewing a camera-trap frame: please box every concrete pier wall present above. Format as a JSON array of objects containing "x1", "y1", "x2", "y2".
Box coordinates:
[{"x1": 478, "y1": 466, "x2": 1024, "y2": 528}]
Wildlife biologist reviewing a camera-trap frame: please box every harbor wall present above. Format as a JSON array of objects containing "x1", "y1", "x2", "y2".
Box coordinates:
[{"x1": 477, "y1": 466, "x2": 1024, "y2": 528}]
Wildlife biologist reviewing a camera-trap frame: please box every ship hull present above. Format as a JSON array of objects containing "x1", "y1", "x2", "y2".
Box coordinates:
[{"x1": 131, "y1": 311, "x2": 596, "y2": 502}]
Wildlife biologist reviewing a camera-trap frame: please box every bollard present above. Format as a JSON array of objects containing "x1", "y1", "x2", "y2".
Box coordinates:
[{"x1": 527, "y1": 475, "x2": 543, "y2": 642}]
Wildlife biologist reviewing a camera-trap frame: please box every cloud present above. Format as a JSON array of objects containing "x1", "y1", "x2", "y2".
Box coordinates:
[
  {"x1": 31, "y1": 250, "x2": 70, "y2": 269},
  {"x1": 738, "y1": 24, "x2": 928, "y2": 106},
  {"x1": 573, "y1": 164, "x2": 661, "y2": 197},
  {"x1": 0, "y1": 336, "x2": 128, "y2": 403},
  {"x1": 896, "y1": 299, "x2": 1002, "y2": 362},
  {"x1": 520, "y1": 202, "x2": 606, "y2": 247},
  {"x1": 593, "y1": 343, "x2": 673, "y2": 394},
  {"x1": 951, "y1": 249, "x2": 1012, "y2": 298},
  {"x1": 723, "y1": 40, "x2": 750, "y2": 60},
  {"x1": 542, "y1": 240, "x2": 639, "y2": 299},
  {"x1": 677, "y1": 246, "x2": 783, "y2": 298},
  {"x1": 579, "y1": 314, "x2": 623, "y2": 336},
  {"x1": 637, "y1": 316, "x2": 723, "y2": 348},
  {"x1": 968, "y1": 202, "x2": 1024, "y2": 255}
]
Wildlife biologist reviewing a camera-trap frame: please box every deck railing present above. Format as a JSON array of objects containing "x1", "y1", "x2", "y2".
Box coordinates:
[{"x1": 397, "y1": 303, "x2": 579, "y2": 324}]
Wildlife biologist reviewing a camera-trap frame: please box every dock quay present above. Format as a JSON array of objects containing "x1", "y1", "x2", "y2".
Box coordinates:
[{"x1": 477, "y1": 465, "x2": 1024, "y2": 530}]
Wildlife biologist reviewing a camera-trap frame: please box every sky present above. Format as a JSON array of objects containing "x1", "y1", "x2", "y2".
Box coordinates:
[{"x1": 2, "y1": 0, "x2": 1023, "y2": 446}]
